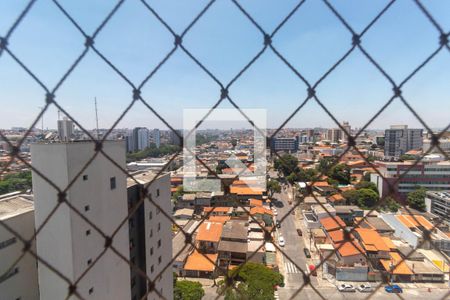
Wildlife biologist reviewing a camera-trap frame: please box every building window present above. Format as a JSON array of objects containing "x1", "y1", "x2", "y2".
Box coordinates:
[
  {"x1": 156, "y1": 207, "x2": 160, "y2": 215},
  {"x1": 157, "y1": 239, "x2": 161, "y2": 248},
  {"x1": 89, "y1": 288, "x2": 94, "y2": 295},
  {"x1": 86, "y1": 230, "x2": 91, "y2": 236},
  {"x1": 150, "y1": 247, "x2": 153, "y2": 255},
  {"x1": 83, "y1": 175, "x2": 88, "y2": 181},
  {"x1": 87, "y1": 259, "x2": 92, "y2": 265},
  {"x1": 84, "y1": 205, "x2": 90, "y2": 212},
  {"x1": 0, "y1": 237, "x2": 16, "y2": 250},
  {"x1": 150, "y1": 229, "x2": 153, "y2": 238},
  {"x1": 151, "y1": 265, "x2": 154, "y2": 273},
  {"x1": 130, "y1": 239, "x2": 135, "y2": 250},
  {"x1": 129, "y1": 219, "x2": 134, "y2": 229},
  {"x1": 156, "y1": 189, "x2": 160, "y2": 197},
  {"x1": 149, "y1": 211, "x2": 153, "y2": 220},
  {"x1": 158, "y1": 256, "x2": 162, "y2": 264},
  {"x1": 157, "y1": 222, "x2": 161, "y2": 232},
  {"x1": 110, "y1": 177, "x2": 116, "y2": 190}
]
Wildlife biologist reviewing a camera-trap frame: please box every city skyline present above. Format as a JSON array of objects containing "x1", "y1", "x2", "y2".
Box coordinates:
[{"x1": 1, "y1": 0, "x2": 450, "y2": 130}]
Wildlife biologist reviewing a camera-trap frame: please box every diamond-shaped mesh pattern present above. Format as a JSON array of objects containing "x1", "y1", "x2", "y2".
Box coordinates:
[{"x1": 1, "y1": 0, "x2": 450, "y2": 299}]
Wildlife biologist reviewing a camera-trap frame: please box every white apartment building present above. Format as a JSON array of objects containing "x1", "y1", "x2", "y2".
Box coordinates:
[
  {"x1": 0, "y1": 193, "x2": 39, "y2": 300},
  {"x1": 31, "y1": 141, "x2": 131, "y2": 300},
  {"x1": 423, "y1": 138, "x2": 450, "y2": 154},
  {"x1": 136, "y1": 128, "x2": 150, "y2": 151},
  {"x1": 152, "y1": 129, "x2": 161, "y2": 149},
  {"x1": 425, "y1": 191, "x2": 450, "y2": 225},
  {"x1": 384, "y1": 125, "x2": 423, "y2": 159},
  {"x1": 127, "y1": 171, "x2": 173, "y2": 300},
  {"x1": 57, "y1": 116, "x2": 74, "y2": 141}
]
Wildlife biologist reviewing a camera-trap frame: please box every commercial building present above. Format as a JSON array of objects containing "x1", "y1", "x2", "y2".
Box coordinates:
[
  {"x1": 152, "y1": 128, "x2": 161, "y2": 148},
  {"x1": 57, "y1": 116, "x2": 74, "y2": 141},
  {"x1": 134, "y1": 127, "x2": 150, "y2": 151},
  {"x1": 384, "y1": 125, "x2": 423, "y2": 159},
  {"x1": 0, "y1": 193, "x2": 39, "y2": 300},
  {"x1": 423, "y1": 138, "x2": 450, "y2": 154},
  {"x1": 425, "y1": 191, "x2": 450, "y2": 225},
  {"x1": 370, "y1": 161, "x2": 450, "y2": 200},
  {"x1": 31, "y1": 141, "x2": 132, "y2": 299},
  {"x1": 127, "y1": 171, "x2": 173, "y2": 300},
  {"x1": 270, "y1": 137, "x2": 299, "y2": 152},
  {"x1": 326, "y1": 128, "x2": 342, "y2": 144}
]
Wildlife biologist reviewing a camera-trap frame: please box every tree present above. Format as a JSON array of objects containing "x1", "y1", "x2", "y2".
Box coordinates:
[
  {"x1": 399, "y1": 154, "x2": 416, "y2": 161},
  {"x1": 286, "y1": 172, "x2": 297, "y2": 184},
  {"x1": 221, "y1": 263, "x2": 284, "y2": 300},
  {"x1": 317, "y1": 157, "x2": 336, "y2": 175},
  {"x1": 329, "y1": 163, "x2": 351, "y2": 185},
  {"x1": 355, "y1": 181, "x2": 378, "y2": 194},
  {"x1": 0, "y1": 170, "x2": 32, "y2": 195},
  {"x1": 172, "y1": 186, "x2": 184, "y2": 206},
  {"x1": 267, "y1": 180, "x2": 281, "y2": 198},
  {"x1": 274, "y1": 154, "x2": 299, "y2": 176},
  {"x1": 407, "y1": 187, "x2": 427, "y2": 211},
  {"x1": 355, "y1": 188, "x2": 379, "y2": 209},
  {"x1": 174, "y1": 280, "x2": 205, "y2": 300},
  {"x1": 380, "y1": 196, "x2": 401, "y2": 212}
]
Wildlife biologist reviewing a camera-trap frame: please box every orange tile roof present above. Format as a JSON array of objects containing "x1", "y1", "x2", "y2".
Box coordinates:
[
  {"x1": 230, "y1": 186, "x2": 263, "y2": 195},
  {"x1": 381, "y1": 237, "x2": 396, "y2": 250},
  {"x1": 312, "y1": 181, "x2": 330, "y2": 187},
  {"x1": 203, "y1": 207, "x2": 231, "y2": 213},
  {"x1": 196, "y1": 222, "x2": 223, "y2": 242},
  {"x1": 171, "y1": 187, "x2": 178, "y2": 193},
  {"x1": 355, "y1": 228, "x2": 390, "y2": 252},
  {"x1": 347, "y1": 160, "x2": 366, "y2": 166},
  {"x1": 339, "y1": 186, "x2": 355, "y2": 192},
  {"x1": 249, "y1": 199, "x2": 263, "y2": 207},
  {"x1": 184, "y1": 250, "x2": 218, "y2": 272},
  {"x1": 171, "y1": 177, "x2": 183, "y2": 182},
  {"x1": 336, "y1": 240, "x2": 365, "y2": 257},
  {"x1": 208, "y1": 216, "x2": 231, "y2": 223},
  {"x1": 380, "y1": 252, "x2": 413, "y2": 275},
  {"x1": 320, "y1": 216, "x2": 346, "y2": 232},
  {"x1": 328, "y1": 194, "x2": 344, "y2": 203},
  {"x1": 250, "y1": 206, "x2": 273, "y2": 216},
  {"x1": 397, "y1": 215, "x2": 433, "y2": 231},
  {"x1": 328, "y1": 229, "x2": 354, "y2": 244}
]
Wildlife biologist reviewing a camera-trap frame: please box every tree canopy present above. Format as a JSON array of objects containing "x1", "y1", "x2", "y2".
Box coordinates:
[
  {"x1": 221, "y1": 263, "x2": 283, "y2": 300},
  {"x1": 174, "y1": 280, "x2": 205, "y2": 300},
  {"x1": 126, "y1": 143, "x2": 180, "y2": 162},
  {"x1": 354, "y1": 181, "x2": 378, "y2": 194},
  {"x1": 407, "y1": 187, "x2": 427, "y2": 211},
  {"x1": 343, "y1": 188, "x2": 379, "y2": 209},
  {"x1": 329, "y1": 163, "x2": 351, "y2": 185},
  {"x1": 0, "y1": 171, "x2": 32, "y2": 195},
  {"x1": 267, "y1": 180, "x2": 281, "y2": 197},
  {"x1": 274, "y1": 154, "x2": 299, "y2": 176}
]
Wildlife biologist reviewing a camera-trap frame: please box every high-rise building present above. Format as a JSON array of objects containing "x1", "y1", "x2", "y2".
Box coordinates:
[
  {"x1": 341, "y1": 121, "x2": 351, "y2": 139},
  {"x1": 0, "y1": 193, "x2": 39, "y2": 300},
  {"x1": 125, "y1": 130, "x2": 135, "y2": 153},
  {"x1": 133, "y1": 127, "x2": 150, "y2": 151},
  {"x1": 384, "y1": 125, "x2": 423, "y2": 159},
  {"x1": 127, "y1": 171, "x2": 173, "y2": 299},
  {"x1": 170, "y1": 129, "x2": 183, "y2": 146},
  {"x1": 326, "y1": 128, "x2": 342, "y2": 143},
  {"x1": 153, "y1": 128, "x2": 161, "y2": 148},
  {"x1": 57, "y1": 117, "x2": 74, "y2": 141},
  {"x1": 31, "y1": 141, "x2": 131, "y2": 299},
  {"x1": 270, "y1": 137, "x2": 299, "y2": 152}
]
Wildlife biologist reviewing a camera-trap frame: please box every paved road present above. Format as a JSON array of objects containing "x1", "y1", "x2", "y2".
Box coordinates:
[{"x1": 273, "y1": 184, "x2": 318, "y2": 288}]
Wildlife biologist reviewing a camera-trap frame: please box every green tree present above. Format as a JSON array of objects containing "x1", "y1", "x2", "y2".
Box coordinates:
[
  {"x1": 274, "y1": 154, "x2": 299, "y2": 176},
  {"x1": 329, "y1": 163, "x2": 351, "y2": 185},
  {"x1": 0, "y1": 170, "x2": 32, "y2": 195},
  {"x1": 172, "y1": 186, "x2": 184, "y2": 206},
  {"x1": 174, "y1": 280, "x2": 205, "y2": 300},
  {"x1": 355, "y1": 181, "x2": 378, "y2": 194},
  {"x1": 407, "y1": 187, "x2": 427, "y2": 211},
  {"x1": 400, "y1": 154, "x2": 416, "y2": 161},
  {"x1": 286, "y1": 172, "x2": 297, "y2": 184},
  {"x1": 380, "y1": 196, "x2": 401, "y2": 212},
  {"x1": 317, "y1": 157, "x2": 336, "y2": 175},
  {"x1": 126, "y1": 144, "x2": 180, "y2": 162},
  {"x1": 221, "y1": 263, "x2": 283, "y2": 300},
  {"x1": 343, "y1": 188, "x2": 379, "y2": 209},
  {"x1": 267, "y1": 180, "x2": 281, "y2": 198}
]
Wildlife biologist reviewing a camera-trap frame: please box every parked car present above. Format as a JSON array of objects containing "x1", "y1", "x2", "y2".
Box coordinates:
[
  {"x1": 357, "y1": 284, "x2": 373, "y2": 292},
  {"x1": 273, "y1": 210, "x2": 278, "y2": 216},
  {"x1": 303, "y1": 247, "x2": 311, "y2": 258},
  {"x1": 278, "y1": 236, "x2": 285, "y2": 247},
  {"x1": 338, "y1": 284, "x2": 356, "y2": 292},
  {"x1": 296, "y1": 229, "x2": 303, "y2": 236},
  {"x1": 276, "y1": 220, "x2": 281, "y2": 228},
  {"x1": 385, "y1": 285, "x2": 403, "y2": 293}
]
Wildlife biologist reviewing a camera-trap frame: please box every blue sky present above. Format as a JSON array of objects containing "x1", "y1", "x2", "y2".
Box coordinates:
[{"x1": 0, "y1": 0, "x2": 449, "y2": 132}]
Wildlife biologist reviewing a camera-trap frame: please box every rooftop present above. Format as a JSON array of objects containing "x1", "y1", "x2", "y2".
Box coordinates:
[
  {"x1": 355, "y1": 228, "x2": 390, "y2": 252},
  {"x1": 380, "y1": 252, "x2": 413, "y2": 275},
  {"x1": 218, "y1": 240, "x2": 247, "y2": 253},
  {"x1": 184, "y1": 250, "x2": 218, "y2": 272},
  {"x1": 0, "y1": 194, "x2": 34, "y2": 220},
  {"x1": 196, "y1": 222, "x2": 223, "y2": 243},
  {"x1": 320, "y1": 216, "x2": 346, "y2": 232},
  {"x1": 221, "y1": 220, "x2": 248, "y2": 240},
  {"x1": 396, "y1": 214, "x2": 433, "y2": 231}
]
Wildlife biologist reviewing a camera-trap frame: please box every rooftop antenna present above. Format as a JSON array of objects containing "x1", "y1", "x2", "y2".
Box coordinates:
[{"x1": 94, "y1": 97, "x2": 99, "y2": 139}]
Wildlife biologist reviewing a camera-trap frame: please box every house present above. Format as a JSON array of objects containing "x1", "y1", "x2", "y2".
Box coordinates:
[
  {"x1": 311, "y1": 228, "x2": 327, "y2": 245},
  {"x1": 196, "y1": 221, "x2": 223, "y2": 253},
  {"x1": 178, "y1": 193, "x2": 196, "y2": 209},
  {"x1": 320, "y1": 216, "x2": 346, "y2": 232},
  {"x1": 328, "y1": 230, "x2": 366, "y2": 265},
  {"x1": 312, "y1": 203, "x2": 336, "y2": 220},
  {"x1": 250, "y1": 206, "x2": 273, "y2": 227},
  {"x1": 379, "y1": 252, "x2": 413, "y2": 282},
  {"x1": 355, "y1": 216, "x2": 395, "y2": 236},
  {"x1": 203, "y1": 206, "x2": 233, "y2": 217},
  {"x1": 249, "y1": 199, "x2": 263, "y2": 207},
  {"x1": 195, "y1": 192, "x2": 212, "y2": 207},
  {"x1": 334, "y1": 205, "x2": 363, "y2": 225},
  {"x1": 327, "y1": 193, "x2": 346, "y2": 205},
  {"x1": 354, "y1": 228, "x2": 390, "y2": 260},
  {"x1": 183, "y1": 250, "x2": 218, "y2": 278},
  {"x1": 173, "y1": 208, "x2": 195, "y2": 220},
  {"x1": 218, "y1": 220, "x2": 248, "y2": 267}
]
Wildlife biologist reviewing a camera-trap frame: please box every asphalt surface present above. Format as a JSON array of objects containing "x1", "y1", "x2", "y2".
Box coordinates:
[{"x1": 272, "y1": 184, "x2": 319, "y2": 289}]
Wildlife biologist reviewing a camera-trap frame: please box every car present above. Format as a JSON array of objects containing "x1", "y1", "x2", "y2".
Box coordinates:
[
  {"x1": 296, "y1": 229, "x2": 303, "y2": 236},
  {"x1": 303, "y1": 247, "x2": 311, "y2": 258},
  {"x1": 276, "y1": 220, "x2": 281, "y2": 228},
  {"x1": 278, "y1": 236, "x2": 285, "y2": 247},
  {"x1": 273, "y1": 209, "x2": 278, "y2": 216},
  {"x1": 357, "y1": 284, "x2": 373, "y2": 292},
  {"x1": 338, "y1": 284, "x2": 356, "y2": 292},
  {"x1": 384, "y1": 285, "x2": 403, "y2": 293}
]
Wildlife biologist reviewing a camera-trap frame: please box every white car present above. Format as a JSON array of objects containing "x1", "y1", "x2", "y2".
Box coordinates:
[
  {"x1": 357, "y1": 284, "x2": 373, "y2": 292},
  {"x1": 338, "y1": 284, "x2": 355, "y2": 292},
  {"x1": 278, "y1": 236, "x2": 285, "y2": 247},
  {"x1": 273, "y1": 208, "x2": 278, "y2": 216}
]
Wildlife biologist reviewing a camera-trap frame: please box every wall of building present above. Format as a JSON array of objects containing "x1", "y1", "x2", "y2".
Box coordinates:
[{"x1": 0, "y1": 210, "x2": 39, "y2": 300}]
